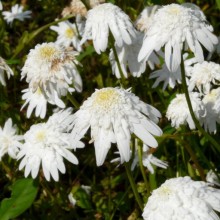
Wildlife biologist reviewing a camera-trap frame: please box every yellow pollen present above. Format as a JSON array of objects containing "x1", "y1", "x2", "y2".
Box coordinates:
[
  {"x1": 168, "y1": 6, "x2": 181, "y2": 15},
  {"x1": 38, "y1": 45, "x2": 58, "y2": 61},
  {"x1": 157, "y1": 186, "x2": 172, "y2": 197},
  {"x1": 65, "y1": 28, "x2": 75, "y2": 38},
  {"x1": 36, "y1": 87, "x2": 42, "y2": 95},
  {"x1": 36, "y1": 131, "x2": 46, "y2": 142},
  {"x1": 93, "y1": 88, "x2": 120, "y2": 110}
]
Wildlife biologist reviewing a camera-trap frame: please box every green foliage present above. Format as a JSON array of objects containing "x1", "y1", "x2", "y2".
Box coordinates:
[{"x1": 0, "y1": 178, "x2": 38, "y2": 220}]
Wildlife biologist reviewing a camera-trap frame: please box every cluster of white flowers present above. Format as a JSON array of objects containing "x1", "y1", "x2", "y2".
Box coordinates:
[
  {"x1": 143, "y1": 176, "x2": 220, "y2": 220},
  {"x1": 0, "y1": 2, "x2": 220, "y2": 219}
]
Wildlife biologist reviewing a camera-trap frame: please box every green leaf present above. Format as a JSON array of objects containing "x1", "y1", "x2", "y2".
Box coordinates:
[{"x1": 0, "y1": 178, "x2": 38, "y2": 220}]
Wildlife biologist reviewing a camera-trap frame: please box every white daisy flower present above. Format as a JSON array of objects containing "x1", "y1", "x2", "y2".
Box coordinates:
[
  {"x1": 166, "y1": 93, "x2": 205, "y2": 129},
  {"x1": 17, "y1": 108, "x2": 83, "y2": 181},
  {"x1": 0, "y1": 118, "x2": 23, "y2": 160},
  {"x1": 206, "y1": 170, "x2": 220, "y2": 187},
  {"x1": 138, "y1": 3, "x2": 218, "y2": 72},
  {"x1": 135, "y1": 5, "x2": 161, "y2": 32},
  {"x1": 201, "y1": 88, "x2": 220, "y2": 133},
  {"x1": 21, "y1": 87, "x2": 49, "y2": 119},
  {"x1": 50, "y1": 21, "x2": 82, "y2": 51},
  {"x1": 81, "y1": 3, "x2": 137, "y2": 54},
  {"x1": 188, "y1": 61, "x2": 220, "y2": 94},
  {"x1": 21, "y1": 42, "x2": 83, "y2": 108},
  {"x1": 2, "y1": 4, "x2": 31, "y2": 25},
  {"x1": 70, "y1": 87, "x2": 162, "y2": 166},
  {"x1": 109, "y1": 33, "x2": 159, "y2": 78},
  {"x1": 142, "y1": 176, "x2": 220, "y2": 220},
  {"x1": 131, "y1": 144, "x2": 168, "y2": 174},
  {"x1": 0, "y1": 57, "x2": 14, "y2": 86}
]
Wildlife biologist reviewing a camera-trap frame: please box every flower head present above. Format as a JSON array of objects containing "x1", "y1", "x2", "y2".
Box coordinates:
[
  {"x1": 142, "y1": 176, "x2": 220, "y2": 220},
  {"x1": 81, "y1": 3, "x2": 136, "y2": 54},
  {"x1": 188, "y1": 61, "x2": 220, "y2": 94},
  {"x1": 2, "y1": 4, "x2": 31, "y2": 25},
  {"x1": 166, "y1": 93, "x2": 204, "y2": 129},
  {"x1": 138, "y1": 3, "x2": 218, "y2": 72},
  {"x1": 21, "y1": 42, "x2": 82, "y2": 108},
  {"x1": 201, "y1": 88, "x2": 220, "y2": 133},
  {"x1": 71, "y1": 87, "x2": 162, "y2": 166},
  {"x1": 17, "y1": 108, "x2": 83, "y2": 181},
  {"x1": 50, "y1": 21, "x2": 82, "y2": 51},
  {"x1": 0, "y1": 57, "x2": 14, "y2": 86},
  {"x1": 0, "y1": 118, "x2": 23, "y2": 160}
]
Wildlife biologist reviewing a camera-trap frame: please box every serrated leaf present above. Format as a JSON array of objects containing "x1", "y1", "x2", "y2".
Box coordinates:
[{"x1": 0, "y1": 178, "x2": 38, "y2": 220}]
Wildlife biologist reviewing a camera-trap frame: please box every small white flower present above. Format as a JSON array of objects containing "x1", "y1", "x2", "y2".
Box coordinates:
[
  {"x1": 142, "y1": 176, "x2": 220, "y2": 220},
  {"x1": 109, "y1": 33, "x2": 159, "y2": 78},
  {"x1": 2, "y1": 4, "x2": 31, "y2": 25},
  {"x1": 132, "y1": 142, "x2": 168, "y2": 173},
  {"x1": 21, "y1": 42, "x2": 82, "y2": 108},
  {"x1": 71, "y1": 87, "x2": 162, "y2": 166},
  {"x1": 135, "y1": 5, "x2": 161, "y2": 32},
  {"x1": 50, "y1": 21, "x2": 82, "y2": 51},
  {"x1": 0, "y1": 118, "x2": 23, "y2": 160},
  {"x1": 68, "y1": 193, "x2": 77, "y2": 207},
  {"x1": 201, "y1": 88, "x2": 220, "y2": 133},
  {"x1": 166, "y1": 93, "x2": 205, "y2": 129},
  {"x1": 206, "y1": 170, "x2": 220, "y2": 187},
  {"x1": 81, "y1": 185, "x2": 91, "y2": 195},
  {"x1": 138, "y1": 4, "x2": 218, "y2": 72},
  {"x1": 17, "y1": 108, "x2": 82, "y2": 181},
  {"x1": 188, "y1": 61, "x2": 220, "y2": 94},
  {"x1": 81, "y1": 3, "x2": 136, "y2": 54},
  {"x1": 0, "y1": 57, "x2": 14, "y2": 86}
]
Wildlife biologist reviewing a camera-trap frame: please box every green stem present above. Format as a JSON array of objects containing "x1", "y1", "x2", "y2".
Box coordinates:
[
  {"x1": 110, "y1": 40, "x2": 126, "y2": 86},
  {"x1": 180, "y1": 139, "x2": 205, "y2": 181},
  {"x1": 67, "y1": 93, "x2": 80, "y2": 109},
  {"x1": 137, "y1": 145, "x2": 150, "y2": 198},
  {"x1": 180, "y1": 55, "x2": 220, "y2": 153},
  {"x1": 124, "y1": 163, "x2": 143, "y2": 210}
]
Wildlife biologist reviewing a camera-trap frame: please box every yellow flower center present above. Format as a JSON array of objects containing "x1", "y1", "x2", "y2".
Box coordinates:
[
  {"x1": 157, "y1": 186, "x2": 172, "y2": 199},
  {"x1": 38, "y1": 45, "x2": 59, "y2": 61},
  {"x1": 93, "y1": 88, "x2": 120, "y2": 111},
  {"x1": 64, "y1": 27, "x2": 75, "y2": 39},
  {"x1": 35, "y1": 130, "x2": 46, "y2": 142},
  {"x1": 168, "y1": 5, "x2": 181, "y2": 15}
]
